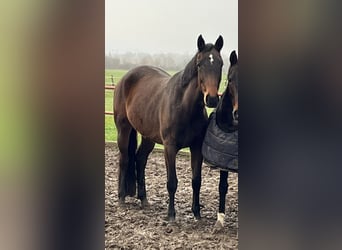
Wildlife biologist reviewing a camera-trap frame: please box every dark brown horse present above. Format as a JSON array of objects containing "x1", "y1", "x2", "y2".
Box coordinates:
[
  {"x1": 114, "y1": 35, "x2": 224, "y2": 221},
  {"x1": 214, "y1": 50, "x2": 239, "y2": 231}
]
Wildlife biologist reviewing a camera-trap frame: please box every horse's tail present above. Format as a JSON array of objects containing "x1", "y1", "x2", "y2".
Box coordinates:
[{"x1": 126, "y1": 128, "x2": 137, "y2": 196}]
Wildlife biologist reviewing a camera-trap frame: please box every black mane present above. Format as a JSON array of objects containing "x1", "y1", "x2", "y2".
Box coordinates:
[{"x1": 181, "y1": 55, "x2": 197, "y2": 86}]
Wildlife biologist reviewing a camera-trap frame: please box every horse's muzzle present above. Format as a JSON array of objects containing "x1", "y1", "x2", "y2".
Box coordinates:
[
  {"x1": 233, "y1": 109, "x2": 238, "y2": 121},
  {"x1": 232, "y1": 109, "x2": 238, "y2": 126},
  {"x1": 205, "y1": 95, "x2": 219, "y2": 108}
]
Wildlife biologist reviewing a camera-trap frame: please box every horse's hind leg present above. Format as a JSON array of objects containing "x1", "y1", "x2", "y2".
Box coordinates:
[
  {"x1": 116, "y1": 118, "x2": 137, "y2": 204},
  {"x1": 214, "y1": 170, "x2": 228, "y2": 232},
  {"x1": 136, "y1": 137, "x2": 155, "y2": 208}
]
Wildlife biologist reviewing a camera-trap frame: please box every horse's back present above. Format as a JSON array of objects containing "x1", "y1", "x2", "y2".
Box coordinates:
[
  {"x1": 115, "y1": 66, "x2": 169, "y2": 107},
  {"x1": 115, "y1": 66, "x2": 169, "y2": 100},
  {"x1": 114, "y1": 66, "x2": 170, "y2": 143}
]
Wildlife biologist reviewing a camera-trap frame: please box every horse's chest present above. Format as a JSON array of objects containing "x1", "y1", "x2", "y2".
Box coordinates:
[
  {"x1": 159, "y1": 102, "x2": 207, "y2": 147},
  {"x1": 174, "y1": 119, "x2": 206, "y2": 147}
]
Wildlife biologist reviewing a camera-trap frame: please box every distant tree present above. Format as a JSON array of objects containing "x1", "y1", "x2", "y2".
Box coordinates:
[
  {"x1": 141, "y1": 54, "x2": 153, "y2": 65},
  {"x1": 105, "y1": 51, "x2": 208, "y2": 71},
  {"x1": 105, "y1": 55, "x2": 120, "y2": 69}
]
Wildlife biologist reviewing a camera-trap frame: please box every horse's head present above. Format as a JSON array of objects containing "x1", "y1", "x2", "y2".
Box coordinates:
[
  {"x1": 228, "y1": 50, "x2": 238, "y2": 123},
  {"x1": 215, "y1": 51, "x2": 238, "y2": 131},
  {"x1": 196, "y1": 35, "x2": 224, "y2": 108}
]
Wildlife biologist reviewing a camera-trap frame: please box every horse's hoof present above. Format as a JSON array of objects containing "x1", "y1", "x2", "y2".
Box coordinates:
[
  {"x1": 166, "y1": 214, "x2": 176, "y2": 222},
  {"x1": 192, "y1": 205, "x2": 201, "y2": 219},
  {"x1": 213, "y1": 220, "x2": 224, "y2": 234},
  {"x1": 192, "y1": 209, "x2": 201, "y2": 220},
  {"x1": 194, "y1": 214, "x2": 201, "y2": 220},
  {"x1": 127, "y1": 189, "x2": 136, "y2": 197},
  {"x1": 168, "y1": 217, "x2": 176, "y2": 222},
  {"x1": 118, "y1": 198, "x2": 126, "y2": 207},
  {"x1": 140, "y1": 199, "x2": 150, "y2": 209}
]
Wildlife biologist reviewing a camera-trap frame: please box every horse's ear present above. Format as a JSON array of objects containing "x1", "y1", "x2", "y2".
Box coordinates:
[
  {"x1": 215, "y1": 35, "x2": 224, "y2": 52},
  {"x1": 197, "y1": 35, "x2": 205, "y2": 52},
  {"x1": 230, "y1": 50, "x2": 238, "y2": 65}
]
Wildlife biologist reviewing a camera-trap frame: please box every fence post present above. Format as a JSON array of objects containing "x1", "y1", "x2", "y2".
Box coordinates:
[{"x1": 111, "y1": 75, "x2": 114, "y2": 85}]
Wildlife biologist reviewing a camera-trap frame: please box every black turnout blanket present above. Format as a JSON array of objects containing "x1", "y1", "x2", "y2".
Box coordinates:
[{"x1": 202, "y1": 112, "x2": 238, "y2": 172}]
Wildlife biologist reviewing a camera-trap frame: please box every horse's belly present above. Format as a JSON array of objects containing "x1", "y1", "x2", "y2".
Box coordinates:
[{"x1": 127, "y1": 110, "x2": 163, "y2": 144}]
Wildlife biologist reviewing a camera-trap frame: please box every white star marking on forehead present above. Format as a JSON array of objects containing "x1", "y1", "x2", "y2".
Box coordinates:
[{"x1": 209, "y1": 54, "x2": 214, "y2": 65}]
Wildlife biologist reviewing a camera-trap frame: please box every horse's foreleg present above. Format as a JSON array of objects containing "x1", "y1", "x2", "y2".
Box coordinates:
[
  {"x1": 218, "y1": 170, "x2": 228, "y2": 214},
  {"x1": 164, "y1": 145, "x2": 178, "y2": 221},
  {"x1": 214, "y1": 170, "x2": 229, "y2": 232},
  {"x1": 136, "y1": 138, "x2": 155, "y2": 208},
  {"x1": 190, "y1": 143, "x2": 203, "y2": 219}
]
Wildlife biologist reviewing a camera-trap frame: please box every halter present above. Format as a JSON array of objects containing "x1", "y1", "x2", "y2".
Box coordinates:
[{"x1": 196, "y1": 55, "x2": 203, "y2": 68}]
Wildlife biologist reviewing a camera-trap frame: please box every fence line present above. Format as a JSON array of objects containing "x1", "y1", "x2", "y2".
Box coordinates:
[
  {"x1": 105, "y1": 85, "x2": 115, "y2": 90},
  {"x1": 105, "y1": 85, "x2": 115, "y2": 115},
  {"x1": 106, "y1": 75, "x2": 121, "y2": 85}
]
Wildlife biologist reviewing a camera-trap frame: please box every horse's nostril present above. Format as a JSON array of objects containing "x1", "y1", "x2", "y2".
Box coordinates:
[
  {"x1": 206, "y1": 95, "x2": 219, "y2": 108},
  {"x1": 233, "y1": 110, "x2": 238, "y2": 120}
]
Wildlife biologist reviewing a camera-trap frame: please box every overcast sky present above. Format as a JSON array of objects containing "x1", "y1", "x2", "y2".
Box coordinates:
[{"x1": 105, "y1": 0, "x2": 238, "y2": 56}]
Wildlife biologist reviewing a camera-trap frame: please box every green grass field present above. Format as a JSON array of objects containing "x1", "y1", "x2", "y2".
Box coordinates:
[
  {"x1": 105, "y1": 69, "x2": 127, "y2": 85},
  {"x1": 105, "y1": 69, "x2": 227, "y2": 144}
]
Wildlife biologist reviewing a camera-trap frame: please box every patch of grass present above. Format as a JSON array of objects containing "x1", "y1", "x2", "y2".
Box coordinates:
[
  {"x1": 105, "y1": 89, "x2": 114, "y2": 112},
  {"x1": 105, "y1": 69, "x2": 127, "y2": 85},
  {"x1": 105, "y1": 115, "x2": 116, "y2": 142}
]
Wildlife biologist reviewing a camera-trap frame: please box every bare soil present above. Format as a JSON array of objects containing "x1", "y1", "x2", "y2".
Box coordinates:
[{"x1": 105, "y1": 143, "x2": 238, "y2": 249}]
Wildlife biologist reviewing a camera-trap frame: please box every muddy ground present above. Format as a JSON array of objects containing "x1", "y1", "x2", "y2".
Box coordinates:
[{"x1": 105, "y1": 143, "x2": 238, "y2": 249}]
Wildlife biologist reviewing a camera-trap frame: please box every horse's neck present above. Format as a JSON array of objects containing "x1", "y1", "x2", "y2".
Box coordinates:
[
  {"x1": 181, "y1": 78, "x2": 204, "y2": 115},
  {"x1": 181, "y1": 55, "x2": 204, "y2": 106},
  {"x1": 169, "y1": 56, "x2": 204, "y2": 115},
  {"x1": 216, "y1": 90, "x2": 233, "y2": 130}
]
